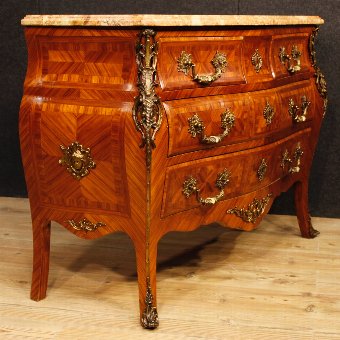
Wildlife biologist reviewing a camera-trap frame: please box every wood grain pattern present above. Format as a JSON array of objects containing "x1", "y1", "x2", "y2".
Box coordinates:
[{"x1": 18, "y1": 22, "x2": 326, "y2": 328}]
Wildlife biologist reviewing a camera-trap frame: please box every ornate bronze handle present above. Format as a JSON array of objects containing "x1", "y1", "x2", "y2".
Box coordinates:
[
  {"x1": 182, "y1": 169, "x2": 231, "y2": 205},
  {"x1": 177, "y1": 51, "x2": 228, "y2": 85},
  {"x1": 288, "y1": 96, "x2": 310, "y2": 123},
  {"x1": 59, "y1": 141, "x2": 96, "y2": 180},
  {"x1": 279, "y1": 45, "x2": 301, "y2": 74},
  {"x1": 187, "y1": 108, "x2": 235, "y2": 144},
  {"x1": 281, "y1": 143, "x2": 303, "y2": 174}
]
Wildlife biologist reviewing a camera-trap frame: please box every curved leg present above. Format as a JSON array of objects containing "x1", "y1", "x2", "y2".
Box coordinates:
[
  {"x1": 294, "y1": 180, "x2": 320, "y2": 238},
  {"x1": 134, "y1": 238, "x2": 159, "y2": 329},
  {"x1": 30, "y1": 217, "x2": 51, "y2": 301}
]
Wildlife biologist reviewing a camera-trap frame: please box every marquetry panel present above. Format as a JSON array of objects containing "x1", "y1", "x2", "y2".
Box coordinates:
[
  {"x1": 34, "y1": 100, "x2": 130, "y2": 215},
  {"x1": 38, "y1": 36, "x2": 136, "y2": 90},
  {"x1": 157, "y1": 37, "x2": 246, "y2": 91},
  {"x1": 271, "y1": 33, "x2": 312, "y2": 78},
  {"x1": 164, "y1": 93, "x2": 251, "y2": 156}
]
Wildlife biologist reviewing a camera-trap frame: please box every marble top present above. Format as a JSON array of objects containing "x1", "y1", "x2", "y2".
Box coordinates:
[{"x1": 21, "y1": 15, "x2": 324, "y2": 27}]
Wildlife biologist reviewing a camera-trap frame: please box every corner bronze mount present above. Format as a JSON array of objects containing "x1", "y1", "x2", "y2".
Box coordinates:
[
  {"x1": 309, "y1": 27, "x2": 328, "y2": 117},
  {"x1": 187, "y1": 108, "x2": 235, "y2": 144},
  {"x1": 177, "y1": 50, "x2": 228, "y2": 85},
  {"x1": 141, "y1": 277, "x2": 159, "y2": 329},
  {"x1": 59, "y1": 141, "x2": 96, "y2": 180},
  {"x1": 133, "y1": 29, "x2": 161, "y2": 329}
]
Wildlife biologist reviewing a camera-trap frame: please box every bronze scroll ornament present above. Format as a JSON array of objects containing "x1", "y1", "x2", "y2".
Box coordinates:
[
  {"x1": 68, "y1": 218, "x2": 105, "y2": 232},
  {"x1": 227, "y1": 193, "x2": 272, "y2": 223}
]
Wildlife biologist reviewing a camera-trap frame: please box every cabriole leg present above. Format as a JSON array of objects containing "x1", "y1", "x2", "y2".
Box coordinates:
[
  {"x1": 30, "y1": 218, "x2": 51, "y2": 301},
  {"x1": 294, "y1": 180, "x2": 320, "y2": 238},
  {"x1": 134, "y1": 239, "x2": 159, "y2": 329}
]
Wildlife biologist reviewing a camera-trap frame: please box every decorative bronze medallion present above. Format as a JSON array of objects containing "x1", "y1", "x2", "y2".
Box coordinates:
[
  {"x1": 59, "y1": 141, "x2": 96, "y2": 180},
  {"x1": 251, "y1": 49, "x2": 263, "y2": 73},
  {"x1": 257, "y1": 159, "x2": 268, "y2": 182},
  {"x1": 263, "y1": 100, "x2": 275, "y2": 125}
]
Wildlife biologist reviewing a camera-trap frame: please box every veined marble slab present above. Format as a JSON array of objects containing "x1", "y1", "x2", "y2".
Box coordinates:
[{"x1": 21, "y1": 14, "x2": 324, "y2": 27}]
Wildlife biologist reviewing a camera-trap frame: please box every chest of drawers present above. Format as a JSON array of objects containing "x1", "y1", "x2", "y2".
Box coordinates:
[{"x1": 19, "y1": 15, "x2": 327, "y2": 328}]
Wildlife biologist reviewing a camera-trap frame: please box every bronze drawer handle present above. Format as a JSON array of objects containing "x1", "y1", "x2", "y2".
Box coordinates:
[
  {"x1": 288, "y1": 96, "x2": 310, "y2": 123},
  {"x1": 182, "y1": 169, "x2": 231, "y2": 205},
  {"x1": 226, "y1": 193, "x2": 272, "y2": 223},
  {"x1": 281, "y1": 142, "x2": 303, "y2": 174},
  {"x1": 279, "y1": 45, "x2": 301, "y2": 74},
  {"x1": 188, "y1": 108, "x2": 235, "y2": 144},
  {"x1": 177, "y1": 50, "x2": 228, "y2": 85}
]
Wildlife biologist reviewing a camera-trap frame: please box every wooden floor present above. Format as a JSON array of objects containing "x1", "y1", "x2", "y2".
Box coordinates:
[{"x1": 0, "y1": 197, "x2": 340, "y2": 339}]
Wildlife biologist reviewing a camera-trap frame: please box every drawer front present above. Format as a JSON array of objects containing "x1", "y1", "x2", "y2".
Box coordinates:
[
  {"x1": 271, "y1": 33, "x2": 312, "y2": 78},
  {"x1": 165, "y1": 93, "x2": 251, "y2": 156},
  {"x1": 157, "y1": 37, "x2": 246, "y2": 91},
  {"x1": 161, "y1": 129, "x2": 311, "y2": 217},
  {"x1": 32, "y1": 101, "x2": 130, "y2": 215},
  {"x1": 251, "y1": 79, "x2": 315, "y2": 135},
  {"x1": 166, "y1": 80, "x2": 315, "y2": 156}
]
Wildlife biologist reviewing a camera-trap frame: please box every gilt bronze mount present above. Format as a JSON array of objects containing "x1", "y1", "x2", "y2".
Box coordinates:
[{"x1": 59, "y1": 142, "x2": 96, "y2": 180}]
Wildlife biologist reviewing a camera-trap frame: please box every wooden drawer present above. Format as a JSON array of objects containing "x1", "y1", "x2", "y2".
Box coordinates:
[
  {"x1": 165, "y1": 80, "x2": 314, "y2": 156},
  {"x1": 161, "y1": 129, "x2": 311, "y2": 217},
  {"x1": 164, "y1": 93, "x2": 251, "y2": 156},
  {"x1": 157, "y1": 36, "x2": 246, "y2": 91},
  {"x1": 271, "y1": 33, "x2": 312, "y2": 78},
  {"x1": 251, "y1": 79, "x2": 315, "y2": 135}
]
